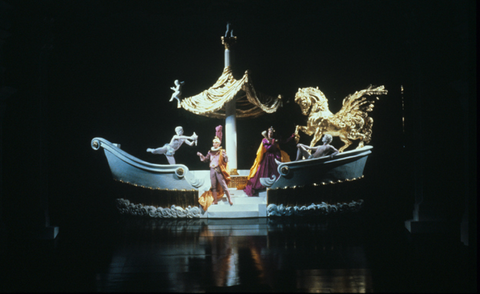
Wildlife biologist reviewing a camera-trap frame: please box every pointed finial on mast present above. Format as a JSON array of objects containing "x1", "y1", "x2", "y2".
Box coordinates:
[{"x1": 225, "y1": 22, "x2": 234, "y2": 37}]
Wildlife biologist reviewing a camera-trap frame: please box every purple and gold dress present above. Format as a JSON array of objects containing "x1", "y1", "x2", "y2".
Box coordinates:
[{"x1": 244, "y1": 137, "x2": 290, "y2": 196}]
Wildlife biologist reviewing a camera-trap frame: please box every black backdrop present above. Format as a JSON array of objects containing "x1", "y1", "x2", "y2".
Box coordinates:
[{"x1": 1, "y1": 0, "x2": 475, "y2": 235}]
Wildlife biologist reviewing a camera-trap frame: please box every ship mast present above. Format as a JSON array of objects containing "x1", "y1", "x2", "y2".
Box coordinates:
[
  {"x1": 221, "y1": 23, "x2": 238, "y2": 174},
  {"x1": 179, "y1": 23, "x2": 282, "y2": 174}
]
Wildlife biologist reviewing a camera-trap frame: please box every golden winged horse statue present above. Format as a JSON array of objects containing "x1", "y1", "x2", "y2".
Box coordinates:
[{"x1": 294, "y1": 85, "x2": 388, "y2": 152}]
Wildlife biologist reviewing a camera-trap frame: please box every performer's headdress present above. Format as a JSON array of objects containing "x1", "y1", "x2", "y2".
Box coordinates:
[
  {"x1": 213, "y1": 125, "x2": 223, "y2": 144},
  {"x1": 262, "y1": 126, "x2": 276, "y2": 139},
  {"x1": 215, "y1": 125, "x2": 223, "y2": 142}
]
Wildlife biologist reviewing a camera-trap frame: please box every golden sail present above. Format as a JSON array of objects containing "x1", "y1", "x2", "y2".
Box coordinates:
[{"x1": 179, "y1": 66, "x2": 282, "y2": 119}]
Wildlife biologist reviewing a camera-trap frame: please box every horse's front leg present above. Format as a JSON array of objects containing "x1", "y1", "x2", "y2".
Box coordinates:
[
  {"x1": 310, "y1": 127, "x2": 323, "y2": 147},
  {"x1": 295, "y1": 125, "x2": 308, "y2": 143}
]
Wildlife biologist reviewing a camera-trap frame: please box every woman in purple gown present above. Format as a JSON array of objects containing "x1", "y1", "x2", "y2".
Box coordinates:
[{"x1": 243, "y1": 126, "x2": 293, "y2": 196}]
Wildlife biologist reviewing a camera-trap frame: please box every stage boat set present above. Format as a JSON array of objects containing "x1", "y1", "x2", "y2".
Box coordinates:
[{"x1": 92, "y1": 25, "x2": 387, "y2": 218}]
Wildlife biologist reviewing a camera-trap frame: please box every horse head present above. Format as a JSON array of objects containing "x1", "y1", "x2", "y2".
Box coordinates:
[{"x1": 295, "y1": 87, "x2": 329, "y2": 116}]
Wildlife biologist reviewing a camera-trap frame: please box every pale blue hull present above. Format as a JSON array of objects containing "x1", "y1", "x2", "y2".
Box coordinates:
[
  {"x1": 264, "y1": 146, "x2": 373, "y2": 189},
  {"x1": 92, "y1": 137, "x2": 371, "y2": 191},
  {"x1": 91, "y1": 137, "x2": 204, "y2": 190}
]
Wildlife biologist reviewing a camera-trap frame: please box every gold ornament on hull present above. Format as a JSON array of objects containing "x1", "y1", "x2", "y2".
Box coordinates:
[{"x1": 294, "y1": 85, "x2": 388, "y2": 152}]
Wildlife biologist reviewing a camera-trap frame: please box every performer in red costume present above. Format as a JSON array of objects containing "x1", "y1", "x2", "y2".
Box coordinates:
[{"x1": 243, "y1": 126, "x2": 294, "y2": 196}]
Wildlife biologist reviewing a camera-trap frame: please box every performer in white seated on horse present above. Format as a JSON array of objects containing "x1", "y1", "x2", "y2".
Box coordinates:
[
  {"x1": 295, "y1": 134, "x2": 339, "y2": 161},
  {"x1": 147, "y1": 126, "x2": 198, "y2": 164}
]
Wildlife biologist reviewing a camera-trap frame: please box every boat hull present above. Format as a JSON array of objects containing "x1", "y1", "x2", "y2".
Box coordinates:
[
  {"x1": 92, "y1": 138, "x2": 371, "y2": 218},
  {"x1": 265, "y1": 146, "x2": 373, "y2": 189},
  {"x1": 91, "y1": 137, "x2": 204, "y2": 190}
]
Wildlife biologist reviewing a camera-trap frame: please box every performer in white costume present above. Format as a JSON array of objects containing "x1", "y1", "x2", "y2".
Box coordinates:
[
  {"x1": 147, "y1": 126, "x2": 197, "y2": 164},
  {"x1": 295, "y1": 134, "x2": 339, "y2": 160}
]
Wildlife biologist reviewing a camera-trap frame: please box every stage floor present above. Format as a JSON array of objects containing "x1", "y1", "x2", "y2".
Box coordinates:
[{"x1": 0, "y1": 211, "x2": 475, "y2": 293}]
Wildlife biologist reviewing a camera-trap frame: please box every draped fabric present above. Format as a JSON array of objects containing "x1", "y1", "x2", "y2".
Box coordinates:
[
  {"x1": 180, "y1": 66, "x2": 282, "y2": 119},
  {"x1": 280, "y1": 150, "x2": 291, "y2": 165},
  {"x1": 242, "y1": 139, "x2": 291, "y2": 196},
  {"x1": 246, "y1": 142, "x2": 291, "y2": 181},
  {"x1": 247, "y1": 142, "x2": 267, "y2": 180},
  {"x1": 198, "y1": 149, "x2": 230, "y2": 211}
]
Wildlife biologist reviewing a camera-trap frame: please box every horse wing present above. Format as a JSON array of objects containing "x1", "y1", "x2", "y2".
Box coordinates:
[{"x1": 337, "y1": 85, "x2": 387, "y2": 118}]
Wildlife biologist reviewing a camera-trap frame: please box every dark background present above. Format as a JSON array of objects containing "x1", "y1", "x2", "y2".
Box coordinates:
[{"x1": 0, "y1": 0, "x2": 476, "y2": 245}]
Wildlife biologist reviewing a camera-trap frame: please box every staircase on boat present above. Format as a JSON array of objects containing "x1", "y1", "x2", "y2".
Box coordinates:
[
  {"x1": 200, "y1": 188, "x2": 267, "y2": 218},
  {"x1": 194, "y1": 172, "x2": 268, "y2": 219}
]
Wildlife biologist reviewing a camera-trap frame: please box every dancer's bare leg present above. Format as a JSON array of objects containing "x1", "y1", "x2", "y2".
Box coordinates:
[
  {"x1": 165, "y1": 155, "x2": 176, "y2": 165},
  {"x1": 225, "y1": 189, "x2": 233, "y2": 206},
  {"x1": 296, "y1": 144, "x2": 310, "y2": 161},
  {"x1": 295, "y1": 148, "x2": 302, "y2": 161},
  {"x1": 147, "y1": 146, "x2": 167, "y2": 154},
  {"x1": 216, "y1": 173, "x2": 233, "y2": 206},
  {"x1": 212, "y1": 191, "x2": 218, "y2": 204}
]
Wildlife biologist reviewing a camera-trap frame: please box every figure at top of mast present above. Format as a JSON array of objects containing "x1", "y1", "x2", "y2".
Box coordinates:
[{"x1": 225, "y1": 22, "x2": 233, "y2": 37}]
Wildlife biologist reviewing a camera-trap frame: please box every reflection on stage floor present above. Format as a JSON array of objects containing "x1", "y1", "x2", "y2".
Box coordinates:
[
  {"x1": 0, "y1": 214, "x2": 473, "y2": 293},
  {"x1": 94, "y1": 217, "x2": 372, "y2": 292}
]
